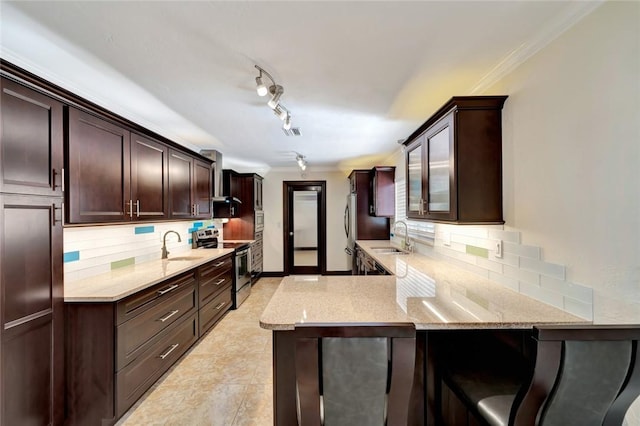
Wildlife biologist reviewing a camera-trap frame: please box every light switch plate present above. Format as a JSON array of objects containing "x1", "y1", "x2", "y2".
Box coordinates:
[{"x1": 495, "y1": 240, "x2": 503, "y2": 258}]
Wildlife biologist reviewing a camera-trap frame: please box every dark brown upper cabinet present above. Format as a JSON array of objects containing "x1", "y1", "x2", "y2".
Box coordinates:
[
  {"x1": 194, "y1": 159, "x2": 212, "y2": 219},
  {"x1": 1, "y1": 77, "x2": 64, "y2": 197},
  {"x1": 130, "y1": 132, "x2": 169, "y2": 221},
  {"x1": 67, "y1": 107, "x2": 132, "y2": 223},
  {"x1": 214, "y1": 171, "x2": 263, "y2": 239},
  {"x1": 168, "y1": 149, "x2": 211, "y2": 220},
  {"x1": 369, "y1": 166, "x2": 395, "y2": 217},
  {"x1": 348, "y1": 169, "x2": 390, "y2": 240},
  {"x1": 405, "y1": 96, "x2": 507, "y2": 224}
]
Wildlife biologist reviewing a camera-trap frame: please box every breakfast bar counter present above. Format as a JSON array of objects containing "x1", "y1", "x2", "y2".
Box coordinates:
[
  {"x1": 260, "y1": 242, "x2": 589, "y2": 425},
  {"x1": 260, "y1": 246, "x2": 586, "y2": 331}
]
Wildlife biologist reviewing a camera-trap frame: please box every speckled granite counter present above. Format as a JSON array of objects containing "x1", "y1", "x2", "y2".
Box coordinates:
[
  {"x1": 260, "y1": 241, "x2": 587, "y2": 330},
  {"x1": 64, "y1": 248, "x2": 234, "y2": 302}
]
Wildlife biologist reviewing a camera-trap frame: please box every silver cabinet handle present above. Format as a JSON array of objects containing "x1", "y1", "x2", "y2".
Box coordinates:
[
  {"x1": 157, "y1": 284, "x2": 179, "y2": 295},
  {"x1": 127, "y1": 199, "x2": 133, "y2": 218},
  {"x1": 214, "y1": 302, "x2": 226, "y2": 310},
  {"x1": 159, "y1": 343, "x2": 179, "y2": 360},
  {"x1": 213, "y1": 261, "x2": 225, "y2": 267},
  {"x1": 158, "y1": 309, "x2": 179, "y2": 322},
  {"x1": 136, "y1": 200, "x2": 140, "y2": 217}
]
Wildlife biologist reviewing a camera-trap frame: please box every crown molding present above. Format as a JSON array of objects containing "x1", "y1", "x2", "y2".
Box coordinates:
[{"x1": 470, "y1": 0, "x2": 605, "y2": 95}]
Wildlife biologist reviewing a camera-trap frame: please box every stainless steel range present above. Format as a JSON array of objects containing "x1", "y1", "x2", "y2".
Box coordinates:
[
  {"x1": 191, "y1": 231, "x2": 252, "y2": 309},
  {"x1": 223, "y1": 242, "x2": 252, "y2": 309}
]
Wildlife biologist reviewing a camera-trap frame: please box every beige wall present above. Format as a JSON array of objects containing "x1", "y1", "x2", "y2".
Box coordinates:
[
  {"x1": 484, "y1": 0, "x2": 639, "y2": 324},
  {"x1": 261, "y1": 169, "x2": 352, "y2": 273}
]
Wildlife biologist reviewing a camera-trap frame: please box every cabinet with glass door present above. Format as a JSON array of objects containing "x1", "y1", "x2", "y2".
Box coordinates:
[{"x1": 405, "y1": 96, "x2": 507, "y2": 224}]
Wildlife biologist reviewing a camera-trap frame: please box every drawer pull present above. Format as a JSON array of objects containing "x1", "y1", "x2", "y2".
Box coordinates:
[
  {"x1": 158, "y1": 309, "x2": 179, "y2": 322},
  {"x1": 214, "y1": 302, "x2": 226, "y2": 310},
  {"x1": 157, "y1": 284, "x2": 179, "y2": 295},
  {"x1": 158, "y1": 343, "x2": 179, "y2": 360},
  {"x1": 213, "y1": 278, "x2": 225, "y2": 286},
  {"x1": 213, "y1": 261, "x2": 226, "y2": 267}
]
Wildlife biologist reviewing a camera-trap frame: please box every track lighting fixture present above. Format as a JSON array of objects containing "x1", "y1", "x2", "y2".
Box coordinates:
[
  {"x1": 295, "y1": 152, "x2": 307, "y2": 171},
  {"x1": 254, "y1": 65, "x2": 298, "y2": 132}
]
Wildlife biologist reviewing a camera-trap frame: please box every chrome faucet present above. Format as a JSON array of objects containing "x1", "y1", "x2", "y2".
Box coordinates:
[
  {"x1": 161, "y1": 230, "x2": 182, "y2": 259},
  {"x1": 394, "y1": 220, "x2": 412, "y2": 252}
]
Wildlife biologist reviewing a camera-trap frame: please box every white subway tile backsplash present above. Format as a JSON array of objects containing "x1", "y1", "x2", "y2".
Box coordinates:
[
  {"x1": 488, "y1": 271, "x2": 519, "y2": 292},
  {"x1": 475, "y1": 257, "x2": 504, "y2": 274},
  {"x1": 541, "y1": 276, "x2": 593, "y2": 304},
  {"x1": 503, "y1": 264, "x2": 540, "y2": 286},
  {"x1": 519, "y1": 282, "x2": 564, "y2": 309},
  {"x1": 412, "y1": 222, "x2": 593, "y2": 319},
  {"x1": 563, "y1": 297, "x2": 593, "y2": 320},
  {"x1": 488, "y1": 229, "x2": 521, "y2": 243},
  {"x1": 519, "y1": 257, "x2": 566, "y2": 280},
  {"x1": 503, "y1": 241, "x2": 541, "y2": 259},
  {"x1": 63, "y1": 220, "x2": 224, "y2": 282}
]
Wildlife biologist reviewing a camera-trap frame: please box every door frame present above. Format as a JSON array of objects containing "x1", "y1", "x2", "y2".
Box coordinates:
[{"x1": 283, "y1": 181, "x2": 326, "y2": 275}]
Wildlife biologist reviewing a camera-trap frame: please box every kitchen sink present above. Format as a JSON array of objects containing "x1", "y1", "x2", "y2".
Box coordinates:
[
  {"x1": 370, "y1": 247, "x2": 409, "y2": 255},
  {"x1": 165, "y1": 256, "x2": 202, "y2": 261}
]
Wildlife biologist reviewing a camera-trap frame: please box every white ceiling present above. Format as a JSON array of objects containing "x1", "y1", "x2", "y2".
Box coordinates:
[{"x1": 0, "y1": 1, "x2": 601, "y2": 173}]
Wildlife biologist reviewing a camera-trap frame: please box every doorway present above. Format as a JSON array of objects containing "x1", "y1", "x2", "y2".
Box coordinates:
[{"x1": 283, "y1": 181, "x2": 326, "y2": 275}]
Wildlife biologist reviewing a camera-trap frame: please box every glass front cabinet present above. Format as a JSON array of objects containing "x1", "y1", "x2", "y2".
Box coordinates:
[{"x1": 405, "y1": 96, "x2": 507, "y2": 224}]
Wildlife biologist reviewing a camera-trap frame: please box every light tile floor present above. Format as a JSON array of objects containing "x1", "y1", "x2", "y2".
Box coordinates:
[{"x1": 117, "y1": 277, "x2": 282, "y2": 426}]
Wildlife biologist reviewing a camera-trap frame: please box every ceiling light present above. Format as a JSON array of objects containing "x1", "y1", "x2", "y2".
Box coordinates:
[
  {"x1": 256, "y1": 76, "x2": 268, "y2": 97},
  {"x1": 273, "y1": 104, "x2": 288, "y2": 120},
  {"x1": 267, "y1": 85, "x2": 283, "y2": 109},
  {"x1": 295, "y1": 152, "x2": 307, "y2": 171},
  {"x1": 254, "y1": 65, "x2": 300, "y2": 133}
]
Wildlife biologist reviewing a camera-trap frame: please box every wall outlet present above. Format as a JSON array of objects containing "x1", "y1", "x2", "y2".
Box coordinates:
[
  {"x1": 443, "y1": 232, "x2": 451, "y2": 246},
  {"x1": 495, "y1": 240, "x2": 503, "y2": 258}
]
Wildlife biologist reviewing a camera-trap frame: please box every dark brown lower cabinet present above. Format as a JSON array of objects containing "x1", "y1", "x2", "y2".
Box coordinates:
[
  {"x1": 65, "y1": 272, "x2": 198, "y2": 425},
  {"x1": 0, "y1": 194, "x2": 64, "y2": 426},
  {"x1": 65, "y1": 256, "x2": 234, "y2": 425}
]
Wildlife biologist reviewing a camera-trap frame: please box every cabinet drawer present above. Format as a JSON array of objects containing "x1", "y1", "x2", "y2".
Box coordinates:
[
  {"x1": 200, "y1": 269, "x2": 232, "y2": 307},
  {"x1": 116, "y1": 270, "x2": 197, "y2": 325},
  {"x1": 116, "y1": 285, "x2": 196, "y2": 370},
  {"x1": 116, "y1": 313, "x2": 197, "y2": 418},
  {"x1": 199, "y1": 255, "x2": 232, "y2": 284},
  {"x1": 199, "y1": 287, "x2": 232, "y2": 336}
]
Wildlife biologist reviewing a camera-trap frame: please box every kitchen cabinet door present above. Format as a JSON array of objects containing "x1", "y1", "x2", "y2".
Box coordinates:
[
  {"x1": 370, "y1": 166, "x2": 395, "y2": 217},
  {"x1": 168, "y1": 149, "x2": 194, "y2": 219},
  {"x1": 0, "y1": 77, "x2": 64, "y2": 197},
  {"x1": 406, "y1": 139, "x2": 425, "y2": 218},
  {"x1": 67, "y1": 107, "x2": 131, "y2": 223},
  {"x1": 0, "y1": 194, "x2": 64, "y2": 426},
  {"x1": 424, "y1": 113, "x2": 456, "y2": 222},
  {"x1": 130, "y1": 133, "x2": 169, "y2": 220},
  {"x1": 403, "y1": 96, "x2": 506, "y2": 223},
  {"x1": 194, "y1": 159, "x2": 212, "y2": 219},
  {"x1": 254, "y1": 175, "x2": 263, "y2": 211}
]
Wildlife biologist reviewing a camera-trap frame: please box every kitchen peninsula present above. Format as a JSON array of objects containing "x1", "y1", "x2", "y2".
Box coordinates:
[{"x1": 260, "y1": 240, "x2": 588, "y2": 425}]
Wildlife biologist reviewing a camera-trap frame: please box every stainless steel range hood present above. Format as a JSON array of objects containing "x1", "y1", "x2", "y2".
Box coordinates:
[{"x1": 199, "y1": 149, "x2": 242, "y2": 204}]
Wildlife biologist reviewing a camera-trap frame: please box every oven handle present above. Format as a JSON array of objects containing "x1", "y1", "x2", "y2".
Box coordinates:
[{"x1": 236, "y1": 248, "x2": 249, "y2": 256}]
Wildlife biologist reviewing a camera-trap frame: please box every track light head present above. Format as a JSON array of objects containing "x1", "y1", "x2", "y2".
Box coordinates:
[
  {"x1": 283, "y1": 113, "x2": 292, "y2": 130},
  {"x1": 256, "y1": 75, "x2": 268, "y2": 96},
  {"x1": 267, "y1": 85, "x2": 284, "y2": 109}
]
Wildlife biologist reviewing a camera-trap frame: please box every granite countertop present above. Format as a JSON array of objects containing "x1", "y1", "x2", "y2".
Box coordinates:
[
  {"x1": 64, "y1": 248, "x2": 234, "y2": 302},
  {"x1": 259, "y1": 240, "x2": 588, "y2": 331}
]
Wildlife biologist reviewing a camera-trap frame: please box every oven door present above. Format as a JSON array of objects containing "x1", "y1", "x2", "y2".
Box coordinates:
[{"x1": 234, "y1": 248, "x2": 252, "y2": 307}]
